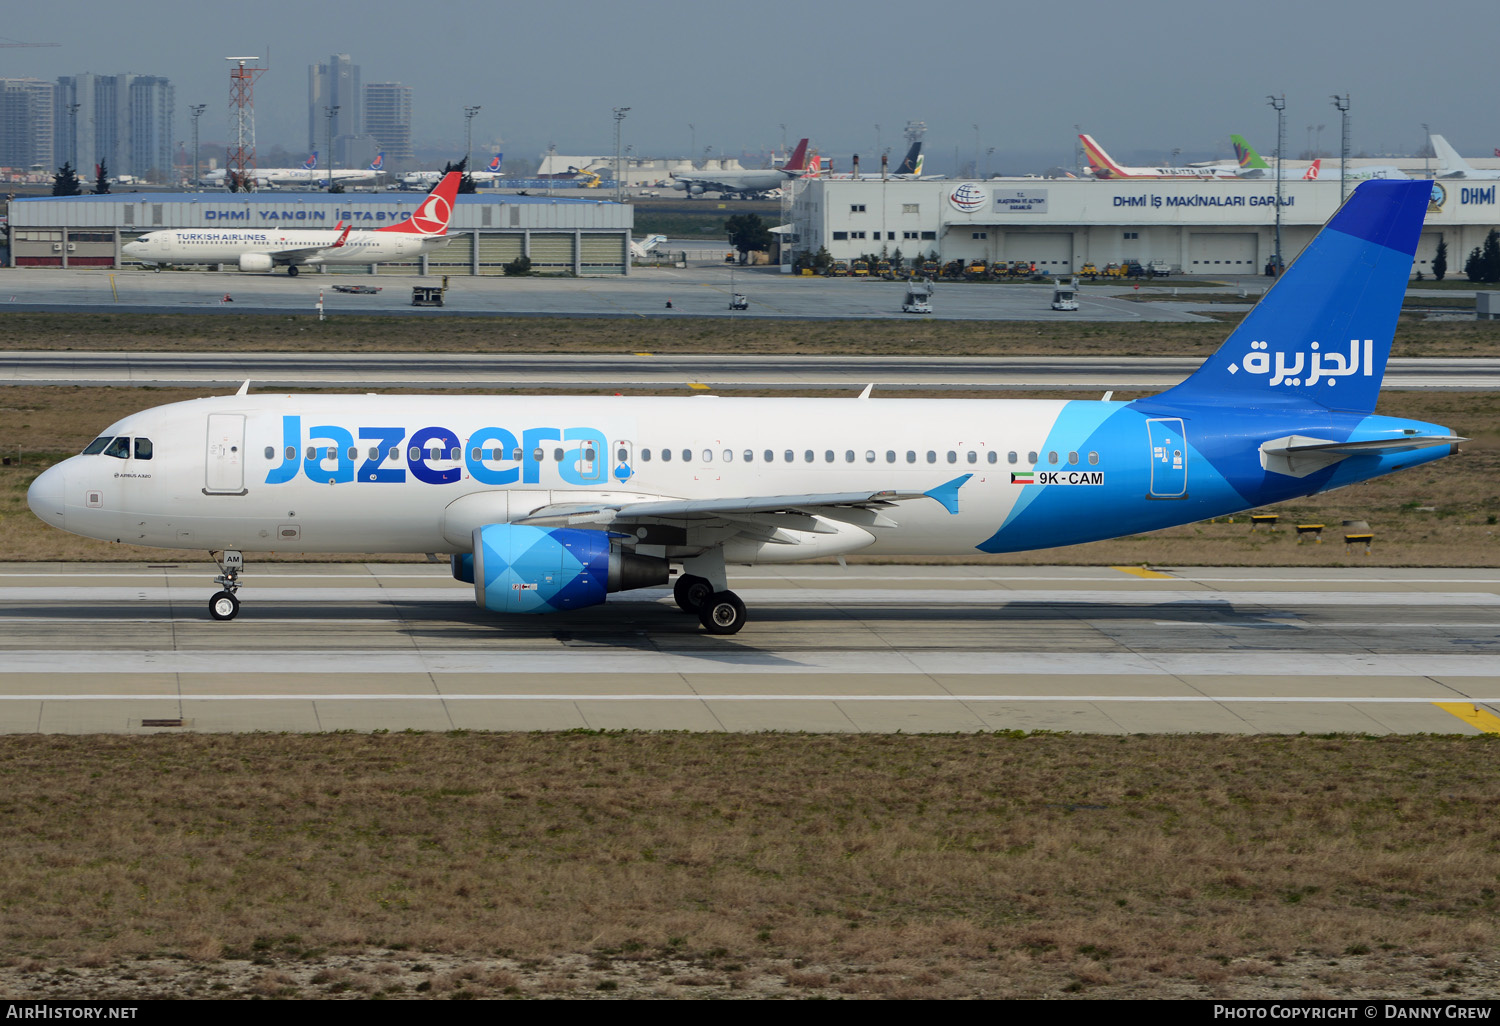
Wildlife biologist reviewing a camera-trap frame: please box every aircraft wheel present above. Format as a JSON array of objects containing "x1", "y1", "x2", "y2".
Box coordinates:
[
  {"x1": 673, "y1": 574, "x2": 714, "y2": 613},
  {"x1": 209, "y1": 590, "x2": 240, "y2": 621},
  {"x1": 286, "y1": 265, "x2": 299, "y2": 277},
  {"x1": 699, "y1": 591, "x2": 747, "y2": 635}
]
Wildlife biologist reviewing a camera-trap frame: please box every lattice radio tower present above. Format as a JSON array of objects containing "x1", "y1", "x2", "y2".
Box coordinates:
[{"x1": 226, "y1": 56, "x2": 266, "y2": 190}]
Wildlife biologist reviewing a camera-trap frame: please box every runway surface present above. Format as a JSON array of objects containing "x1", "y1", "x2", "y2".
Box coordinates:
[
  {"x1": 2, "y1": 563, "x2": 1497, "y2": 735},
  {"x1": 5, "y1": 351, "x2": 1495, "y2": 391}
]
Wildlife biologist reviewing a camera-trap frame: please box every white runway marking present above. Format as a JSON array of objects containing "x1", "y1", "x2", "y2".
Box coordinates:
[
  {"x1": 2, "y1": 650, "x2": 1497, "y2": 676},
  {"x1": 2, "y1": 694, "x2": 1497, "y2": 703}
]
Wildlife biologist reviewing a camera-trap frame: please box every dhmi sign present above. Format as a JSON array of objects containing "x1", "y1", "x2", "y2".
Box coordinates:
[{"x1": 994, "y1": 189, "x2": 1047, "y2": 213}]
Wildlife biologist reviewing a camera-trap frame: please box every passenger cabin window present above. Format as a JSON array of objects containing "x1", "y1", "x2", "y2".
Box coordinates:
[
  {"x1": 1068, "y1": 451, "x2": 1079, "y2": 465},
  {"x1": 1048, "y1": 451, "x2": 1059, "y2": 464},
  {"x1": 103, "y1": 437, "x2": 131, "y2": 459},
  {"x1": 1028, "y1": 451, "x2": 1038, "y2": 464},
  {"x1": 1008, "y1": 451, "x2": 1017, "y2": 464},
  {"x1": 265, "y1": 446, "x2": 275, "y2": 459},
  {"x1": 1088, "y1": 451, "x2": 1099, "y2": 465},
  {"x1": 987, "y1": 451, "x2": 998, "y2": 464}
]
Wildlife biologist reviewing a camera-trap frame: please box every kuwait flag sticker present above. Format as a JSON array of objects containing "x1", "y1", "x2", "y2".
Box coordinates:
[{"x1": 1010, "y1": 471, "x2": 1035, "y2": 485}]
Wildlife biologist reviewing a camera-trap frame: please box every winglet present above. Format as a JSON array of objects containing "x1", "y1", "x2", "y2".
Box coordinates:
[
  {"x1": 924, "y1": 473, "x2": 973, "y2": 515},
  {"x1": 235, "y1": 379, "x2": 250, "y2": 396}
]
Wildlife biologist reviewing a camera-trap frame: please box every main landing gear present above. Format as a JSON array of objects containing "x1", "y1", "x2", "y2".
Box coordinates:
[
  {"x1": 209, "y1": 549, "x2": 244, "y2": 621},
  {"x1": 673, "y1": 573, "x2": 748, "y2": 635}
]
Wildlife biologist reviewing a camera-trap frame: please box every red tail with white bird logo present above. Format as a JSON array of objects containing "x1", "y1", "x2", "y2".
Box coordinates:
[{"x1": 377, "y1": 171, "x2": 460, "y2": 236}]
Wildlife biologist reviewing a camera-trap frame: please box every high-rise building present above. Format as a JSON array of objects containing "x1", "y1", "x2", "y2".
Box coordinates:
[
  {"x1": 127, "y1": 76, "x2": 174, "y2": 181},
  {"x1": 0, "y1": 78, "x2": 55, "y2": 171},
  {"x1": 54, "y1": 73, "x2": 174, "y2": 180},
  {"x1": 308, "y1": 54, "x2": 361, "y2": 157},
  {"x1": 363, "y1": 82, "x2": 413, "y2": 164}
]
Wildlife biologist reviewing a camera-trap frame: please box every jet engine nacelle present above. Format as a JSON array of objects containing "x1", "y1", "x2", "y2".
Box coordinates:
[
  {"x1": 468, "y1": 524, "x2": 668, "y2": 614},
  {"x1": 238, "y1": 253, "x2": 274, "y2": 273}
]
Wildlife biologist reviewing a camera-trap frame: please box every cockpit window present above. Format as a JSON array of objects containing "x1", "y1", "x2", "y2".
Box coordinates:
[
  {"x1": 134, "y1": 437, "x2": 153, "y2": 461},
  {"x1": 103, "y1": 437, "x2": 131, "y2": 459},
  {"x1": 83, "y1": 436, "x2": 113, "y2": 455}
]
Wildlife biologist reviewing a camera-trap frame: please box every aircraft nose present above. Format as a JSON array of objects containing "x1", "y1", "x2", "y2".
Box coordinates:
[
  {"x1": 122, "y1": 239, "x2": 145, "y2": 257},
  {"x1": 27, "y1": 462, "x2": 67, "y2": 530}
]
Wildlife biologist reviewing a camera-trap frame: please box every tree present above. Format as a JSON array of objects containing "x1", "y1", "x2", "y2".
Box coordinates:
[
  {"x1": 502, "y1": 254, "x2": 532, "y2": 276},
  {"x1": 1432, "y1": 238, "x2": 1448, "y2": 282},
  {"x1": 92, "y1": 161, "x2": 110, "y2": 195},
  {"x1": 1465, "y1": 246, "x2": 1483, "y2": 283},
  {"x1": 1482, "y1": 229, "x2": 1500, "y2": 284},
  {"x1": 51, "y1": 162, "x2": 82, "y2": 196},
  {"x1": 724, "y1": 213, "x2": 772, "y2": 260},
  {"x1": 443, "y1": 156, "x2": 476, "y2": 195}
]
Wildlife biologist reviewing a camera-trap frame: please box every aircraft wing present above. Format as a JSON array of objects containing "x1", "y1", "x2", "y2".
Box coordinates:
[
  {"x1": 272, "y1": 225, "x2": 351, "y2": 263},
  {"x1": 513, "y1": 475, "x2": 974, "y2": 529}
]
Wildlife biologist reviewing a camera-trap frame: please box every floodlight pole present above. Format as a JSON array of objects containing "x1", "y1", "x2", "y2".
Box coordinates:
[
  {"x1": 613, "y1": 106, "x2": 630, "y2": 203},
  {"x1": 66, "y1": 102, "x2": 80, "y2": 169},
  {"x1": 464, "y1": 105, "x2": 481, "y2": 173},
  {"x1": 1331, "y1": 94, "x2": 1350, "y2": 205},
  {"x1": 189, "y1": 104, "x2": 207, "y2": 189},
  {"x1": 1268, "y1": 94, "x2": 1285, "y2": 276},
  {"x1": 324, "y1": 105, "x2": 339, "y2": 190}
]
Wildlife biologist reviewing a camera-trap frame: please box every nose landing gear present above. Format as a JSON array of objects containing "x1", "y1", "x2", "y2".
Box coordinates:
[{"x1": 209, "y1": 550, "x2": 244, "y2": 621}]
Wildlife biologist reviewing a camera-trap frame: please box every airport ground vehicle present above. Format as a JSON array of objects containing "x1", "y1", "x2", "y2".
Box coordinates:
[
  {"x1": 1051, "y1": 278, "x2": 1079, "y2": 311},
  {"x1": 332, "y1": 284, "x2": 382, "y2": 295},
  {"x1": 729, "y1": 293, "x2": 749, "y2": 310},
  {"x1": 851, "y1": 260, "x2": 870, "y2": 277},
  {"x1": 902, "y1": 283, "x2": 933, "y2": 313}
]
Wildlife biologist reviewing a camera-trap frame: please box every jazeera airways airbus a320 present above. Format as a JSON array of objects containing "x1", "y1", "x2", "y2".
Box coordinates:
[
  {"x1": 29, "y1": 180, "x2": 1461, "y2": 634},
  {"x1": 120, "y1": 172, "x2": 460, "y2": 277}
]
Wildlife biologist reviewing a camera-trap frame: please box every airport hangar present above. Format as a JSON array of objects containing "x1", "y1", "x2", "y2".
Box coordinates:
[
  {"x1": 4, "y1": 191, "x2": 635, "y2": 275},
  {"x1": 787, "y1": 177, "x2": 1500, "y2": 276}
]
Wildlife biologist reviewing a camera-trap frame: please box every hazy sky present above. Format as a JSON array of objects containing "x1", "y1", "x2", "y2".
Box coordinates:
[{"x1": 4, "y1": 0, "x2": 1494, "y2": 172}]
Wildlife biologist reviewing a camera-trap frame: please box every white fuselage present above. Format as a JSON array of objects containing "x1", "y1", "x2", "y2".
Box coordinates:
[
  {"x1": 121, "y1": 229, "x2": 450, "y2": 269},
  {"x1": 33, "y1": 394, "x2": 1096, "y2": 558}
]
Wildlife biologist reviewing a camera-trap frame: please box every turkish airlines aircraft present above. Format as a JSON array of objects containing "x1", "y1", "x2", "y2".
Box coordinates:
[
  {"x1": 1079, "y1": 134, "x2": 1239, "y2": 179},
  {"x1": 33, "y1": 181, "x2": 1460, "y2": 634},
  {"x1": 121, "y1": 172, "x2": 460, "y2": 276}
]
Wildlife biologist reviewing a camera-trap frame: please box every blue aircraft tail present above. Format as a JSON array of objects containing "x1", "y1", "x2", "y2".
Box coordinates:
[{"x1": 1152, "y1": 180, "x2": 1427, "y2": 415}]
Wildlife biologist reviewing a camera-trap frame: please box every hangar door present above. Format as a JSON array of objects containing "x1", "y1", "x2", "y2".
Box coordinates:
[
  {"x1": 1188, "y1": 233, "x2": 1258, "y2": 272},
  {"x1": 1003, "y1": 232, "x2": 1072, "y2": 272}
]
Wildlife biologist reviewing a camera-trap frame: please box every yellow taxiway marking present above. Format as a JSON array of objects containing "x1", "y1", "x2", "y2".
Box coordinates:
[
  {"x1": 687, "y1": 382, "x2": 710, "y2": 390},
  {"x1": 634, "y1": 352, "x2": 653, "y2": 356},
  {"x1": 1112, "y1": 566, "x2": 1174, "y2": 579},
  {"x1": 1433, "y1": 703, "x2": 1500, "y2": 734}
]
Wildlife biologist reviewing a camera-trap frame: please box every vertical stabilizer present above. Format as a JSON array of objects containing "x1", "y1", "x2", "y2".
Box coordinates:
[
  {"x1": 1151, "y1": 180, "x2": 1428, "y2": 414},
  {"x1": 1232, "y1": 134, "x2": 1270, "y2": 169},
  {"x1": 895, "y1": 141, "x2": 923, "y2": 175},
  {"x1": 783, "y1": 138, "x2": 810, "y2": 173},
  {"x1": 1429, "y1": 134, "x2": 1474, "y2": 176},
  {"x1": 377, "y1": 171, "x2": 461, "y2": 235}
]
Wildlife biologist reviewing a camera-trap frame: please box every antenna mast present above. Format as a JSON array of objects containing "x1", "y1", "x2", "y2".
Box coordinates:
[{"x1": 226, "y1": 56, "x2": 266, "y2": 190}]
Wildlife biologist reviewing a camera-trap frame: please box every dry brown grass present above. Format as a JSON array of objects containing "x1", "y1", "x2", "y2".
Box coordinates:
[
  {"x1": 3, "y1": 386, "x2": 1496, "y2": 566},
  {"x1": 3, "y1": 310, "x2": 1499, "y2": 357},
  {"x1": 0, "y1": 732, "x2": 1496, "y2": 999}
]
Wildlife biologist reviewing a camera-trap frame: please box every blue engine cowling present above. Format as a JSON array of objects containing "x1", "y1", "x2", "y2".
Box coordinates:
[{"x1": 466, "y1": 524, "x2": 668, "y2": 614}]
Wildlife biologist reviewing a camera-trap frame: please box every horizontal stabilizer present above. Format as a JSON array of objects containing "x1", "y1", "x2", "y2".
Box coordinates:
[{"x1": 1260, "y1": 433, "x2": 1465, "y2": 478}]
